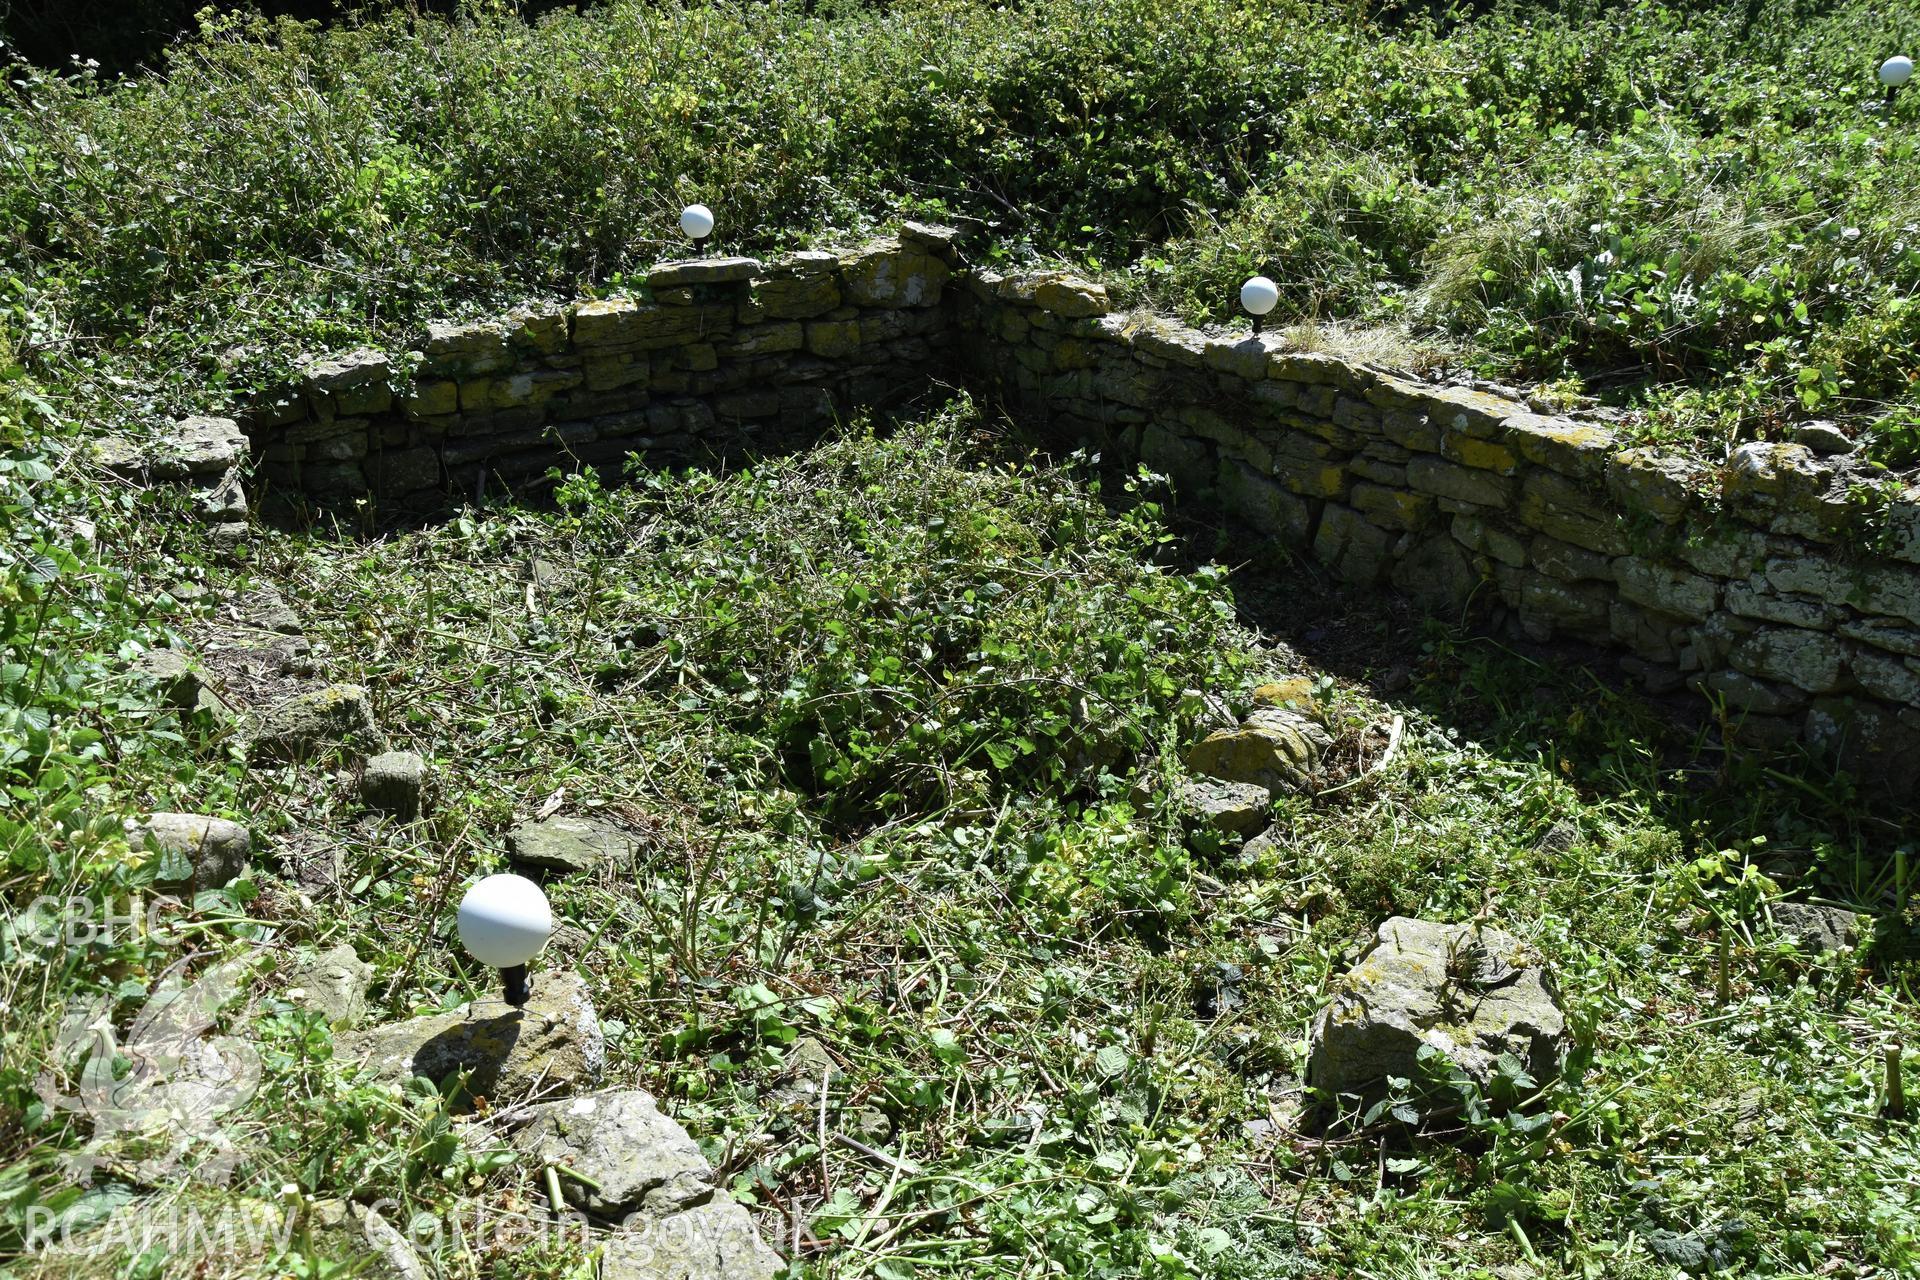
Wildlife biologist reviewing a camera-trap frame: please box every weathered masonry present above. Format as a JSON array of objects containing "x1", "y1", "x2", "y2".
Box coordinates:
[{"x1": 119, "y1": 226, "x2": 1920, "y2": 784}]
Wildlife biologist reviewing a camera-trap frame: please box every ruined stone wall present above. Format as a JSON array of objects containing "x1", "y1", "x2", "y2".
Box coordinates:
[
  {"x1": 951, "y1": 269, "x2": 1920, "y2": 782},
  {"x1": 163, "y1": 229, "x2": 1920, "y2": 782},
  {"x1": 235, "y1": 231, "x2": 959, "y2": 509}
]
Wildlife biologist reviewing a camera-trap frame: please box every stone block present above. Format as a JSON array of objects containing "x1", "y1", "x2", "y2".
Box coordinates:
[
  {"x1": 1217, "y1": 460, "x2": 1312, "y2": 544},
  {"x1": 1530, "y1": 535, "x2": 1612, "y2": 582},
  {"x1": 1613, "y1": 557, "x2": 1719, "y2": 620},
  {"x1": 1313, "y1": 503, "x2": 1393, "y2": 585},
  {"x1": 1441, "y1": 432, "x2": 1519, "y2": 475},
  {"x1": 403, "y1": 380, "x2": 459, "y2": 419},
  {"x1": 1698, "y1": 669, "x2": 1808, "y2": 716},
  {"x1": 805, "y1": 319, "x2": 863, "y2": 358},
  {"x1": 1507, "y1": 415, "x2": 1616, "y2": 479},
  {"x1": 1518, "y1": 470, "x2": 1627, "y2": 555},
  {"x1": 647, "y1": 256, "x2": 762, "y2": 288},
  {"x1": 1350, "y1": 482, "x2": 1433, "y2": 531},
  {"x1": 1418, "y1": 384, "x2": 1524, "y2": 436},
  {"x1": 1390, "y1": 533, "x2": 1482, "y2": 613},
  {"x1": 1406, "y1": 455, "x2": 1513, "y2": 508},
  {"x1": 1031, "y1": 276, "x2": 1109, "y2": 318},
  {"x1": 1849, "y1": 647, "x2": 1920, "y2": 703},
  {"x1": 841, "y1": 244, "x2": 948, "y2": 307},
  {"x1": 1204, "y1": 336, "x2": 1269, "y2": 381},
  {"x1": 725, "y1": 321, "x2": 804, "y2": 356},
  {"x1": 1608, "y1": 447, "x2": 1704, "y2": 522},
  {"x1": 1730, "y1": 627, "x2": 1847, "y2": 693}
]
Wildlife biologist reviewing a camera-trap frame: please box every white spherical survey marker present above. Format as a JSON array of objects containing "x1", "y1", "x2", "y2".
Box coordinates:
[
  {"x1": 1240, "y1": 275, "x2": 1280, "y2": 318},
  {"x1": 679, "y1": 203, "x2": 716, "y2": 240},
  {"x1": 1881, "y1": 56, "x2": 1914, "y2": 89},
  {"x1": 457, "y1": 873, "x2": 552, "y2": 967}
]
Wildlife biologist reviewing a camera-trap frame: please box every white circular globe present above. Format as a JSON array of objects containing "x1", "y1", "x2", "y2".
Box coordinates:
[
  {"x1": 1240, "y1": 275, "x2": 1280, "y2": 318},
  {"x1": 679, "y1": 203, "x2": 715, "y2": 240},
  {"x1": 1882, "y1": 56, "x2": 1914, "y2": 89},
  {"x1": 457, "y1": 873, "x2": 551, "y2": 968}
]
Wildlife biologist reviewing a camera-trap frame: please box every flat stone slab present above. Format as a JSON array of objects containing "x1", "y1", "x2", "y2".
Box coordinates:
[
  {"x1": 507, "y1": 813, "x2": 638, "y2": 874},
  {"x1": 340, "y1": 970, "x2": 603, "y2": 1107},
  {"x1": 647, "y1": 257, "x2": 762, "y2": 288},
  {"x1": 95, "y1": 416, "x2": 248, "y2": 482}
]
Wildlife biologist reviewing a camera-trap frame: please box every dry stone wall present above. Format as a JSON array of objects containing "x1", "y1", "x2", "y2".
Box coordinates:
[
  {"x1": 235, "y1": 231, "x2": 959, "y2": 509},
  {"x1": 174, "y1": 230, "x2": 1920, "y2": 785},
  {"x1": 952, "y1": 268, "x2": 1920, "y2": 784}
]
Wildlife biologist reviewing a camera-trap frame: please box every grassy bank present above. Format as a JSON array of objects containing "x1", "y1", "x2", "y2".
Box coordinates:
[{"x1": 2, "y1": 0, "x2": 1919, "y2": 458}]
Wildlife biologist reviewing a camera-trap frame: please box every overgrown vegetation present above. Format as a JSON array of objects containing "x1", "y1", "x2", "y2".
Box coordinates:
[
  {"x1": 2, "y1": 0, "x2": 1919, "y2": 457},
  {"x1": 4, "y1": 2, "x2": 1920, "y2": 1277}
]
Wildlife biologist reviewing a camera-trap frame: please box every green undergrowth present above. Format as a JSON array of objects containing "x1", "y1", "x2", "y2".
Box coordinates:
[
  {"x1": 3, "y1": 0, "x2": 1919, "y2": 461},
  {"x1": 9, "y1": 405, "x2": 1915, "y2": 1277}
]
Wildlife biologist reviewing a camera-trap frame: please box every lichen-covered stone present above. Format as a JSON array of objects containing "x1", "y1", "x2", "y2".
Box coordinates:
[
  {"x1": 341, "y1": 970, "x2": 603, "y2": 1106},
  {"x1": 1518, "y1": 470, "x2": 1627, "y2": 555},
  {"x1": 1406, "y1": 455, "x2": 1513, "y2": 509},
  {"x1": 1613, "y1": 557, "x2": 1719, "y2": 621},
  {"x1": 1217, "y1": 460, "x2": 1312, "y2": 543},
  {"x1": 1031, "y1": 276, "x2": 1109, "y2": 318},
  {"x1": 1697, "y1": 670, "x2": 1808, "y2": 716},
  {"x1": 1722, "y1": 441, "x2": 1831, "y2": 504},
  {"x1": 841, "y1": 244, "x2": 948, "y2": 307},
  {"x1": 507, "y1": 813, "x2": 638, "y2": 875},
  {"x1": 599, "y1": 1200, "x2": 782, "y2": 1280},
  {"x1": 304, "y1": 350, "x2": 393, "y2": 415},
  {"x1": 647, "y1": 256, "x2": 762, "y2": 288},
  {"x1": 1770, "y1": 902, "x2": 1864, "y2": 953},
  {"x1": 1307, "y1": 916, "x2": 1568, "y2": 1100},
  {"x1": 1607, "y1": 448, "x2": 1704, "y2": 522},
  {"x1": 1351, "y1": 482, "x2": 1434, "y2": 531},
  {"x1": 1440, "y1": 433, "x2": 1519, "y2": 475},
  {"x1": 1313, "y1": 502, "x2": 1393, "y2": 584},
  {"x1": 1176, "y1": 778, "x2": 1272, "y2": 835},
  {"x1": 1390, "y1": 533, "x2": 1481, "y2": 613},
  {"x1": 125, "y1": 812, "x2": 251, "y2": 892},
  {"x1": 1849, "y1": 647, "x2": 1920, "y2": 703},
  {"x1": 510, "y1": 1089, "x2": 715, "y2": 1217},
  {"x1": 1507, "y1": 416, "x2": 1616, "y2": 479},
  {"x1": 284, "y1": 943, "x2": 373, "y2": 1028},
  {"x1": 249, "y1": 683, "x2": 385, "y2": 762},
  {"x1": 97, "y1": 417, "x2": 249, "y2": 482},
  {"x1": 1184, "y1": 707, "x2": 1329, "y2": 797},
  {"x1": 361, "y1": 750, "x2": 426, "y2": 817},
  {"x1": 1730, "y1": 627, "x2": 1847, "y2": 693}
]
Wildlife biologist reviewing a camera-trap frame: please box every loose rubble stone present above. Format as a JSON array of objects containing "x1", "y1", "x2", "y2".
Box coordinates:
[
  {"x1": 127, "y1": 647, "x2": 223, "y2": 715},
  {"x1": 249, "y1": 683, "x2": 385, "y2": 761},
  {"x1": 1771, "y1": 902, "x2": 1864, "y2": 953},
  {"x1": 1792, "y1": 421, "x2": 1855, "y2": 455},
  {"x1": 511, "y1": 1089, "x2": 715, "y2": 1217},
  {"x1": 1177, "y1": 778, "x2": 1272, "y2": 836},
  {"x1": 308, "y1": 1201, "x2": 427, "y2": 1280},
  {"x1": 599, "y1": 1200, "x2": 782, "y2": 1280},
  {"x1": 507, "y1": 813, "x2": 638, "y2": 874},
  {"x1": 503, "y1": 1089, "x2": 783, "y2": 1279},
  {"x1": 284, "y1": 942, "x2": 374, "y2": 1027},
  {"x1": 1308, "y1": 916, "x2": 1568, "y2": 1100},
  {"x1": 361, "y1": 749, "x2": 427, "y2": 817},
  {"x1": 1184, "y1": 707, "x2": 1329, "y2": 797},
  {"x1": 126, "y1": 812, "x2": 250, "y2": 892},
  {"x1": 341, "y1": 970, "x2": 603, "y2": 1106}
]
